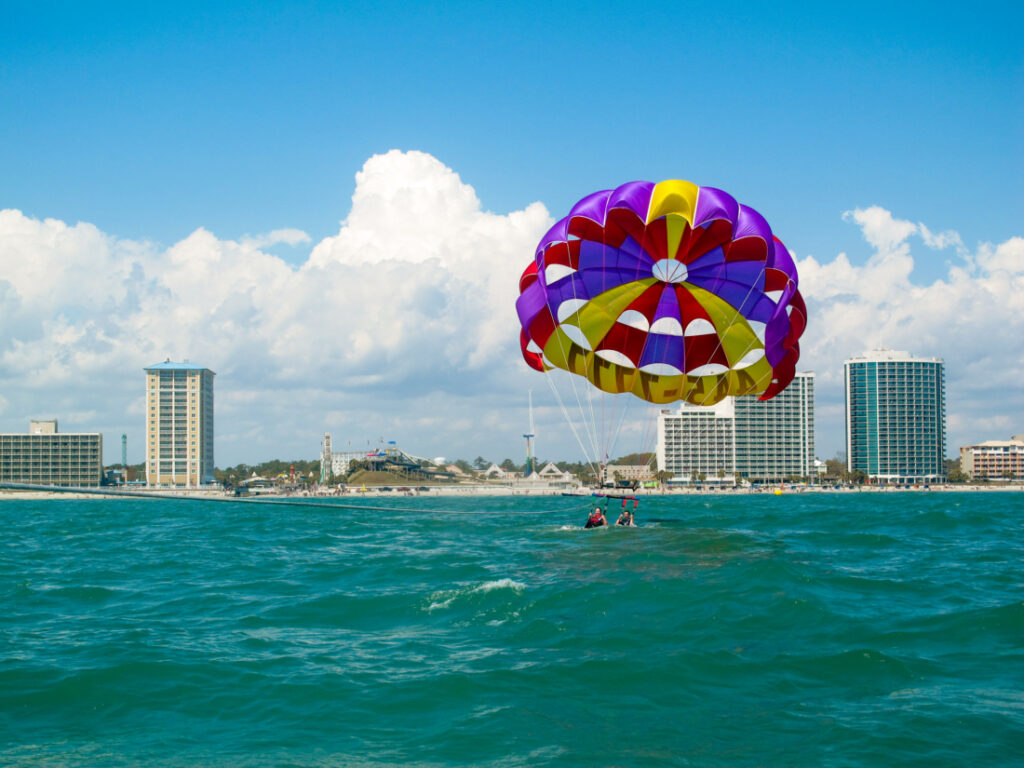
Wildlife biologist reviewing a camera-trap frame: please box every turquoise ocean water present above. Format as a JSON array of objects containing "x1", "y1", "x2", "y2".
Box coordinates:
[{"x1": 1, "y1": 491, "x2": 1022, "y2": 767}]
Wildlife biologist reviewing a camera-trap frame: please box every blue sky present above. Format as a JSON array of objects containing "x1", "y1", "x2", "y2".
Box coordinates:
[
  {"x1": 5, "y1": 1, "x2": 1020, "y2": 258},
  {"x1": 1, "y1": 1, "x2": 1021, "y2": 466}
]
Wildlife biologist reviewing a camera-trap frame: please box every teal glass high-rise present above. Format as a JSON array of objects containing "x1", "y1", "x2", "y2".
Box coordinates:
[{"x1": 844, "y1": 350, "x2": 945, "y2": 484}]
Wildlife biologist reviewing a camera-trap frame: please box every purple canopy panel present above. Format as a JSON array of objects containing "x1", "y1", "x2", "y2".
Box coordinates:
[
  {"x1": 685, "y1": 245, "x2": 732, "y2": 290},
  {"x1": 745, "y1": 294, "x2": 778, "y2": 324},
  {"x1": 576, "y1": 240, "x2": 650, "y2": 275},
  {"x1": 608, "y1": 181, "x2": 656, "y2": 219},
  {"x1": 685, "y1": 279, "x2": 759, "y2": 313},
  {"x1": 693, "y1": 186, "x2": 739, "y2": 228},
  {"x1": 580, "y1": 267, "x2": 648, "y2": 298},
  {"x1": 769, "y1": 239, "x2": 798, "y2": 286},
  {"x1": 733, "y1": 204, "x2": 772, "y2": 244},
  {"x1": 732, "y1": 287, "x2": 771, "y2": 324},
  {"x1": 618, "y1": 234, "x2": 654, "y2": 263},
  {"x1": 544, "y1": 274, "x2": 593, "y2": 313},
  {"x1": 684, "y1": 246, "x2": 727, "y2": 273},
  {"x1": 638, "y1": 332, "x2": 686, "y2": 369},
  {"x1": 766, "y1": 275, "x2": 797, "y2": 318},
  {"x1": 763, "y1": 313, "x2": 792, "y2": 366},
  {"x1": 721, "y1": 262, "x2": 766, "y2": 293},
  {"x1": 516, "y1": 279, "x2": 549, "y2": 329},
  {"x1": 568, "y1": 189, "x2": 613, "y2": 226},
  {"x1": 652, "y1": 283, "x2": 681, "y2": 324},
  {"x1": 537, "y1": 217, "x2": 570, "y2": 259}
]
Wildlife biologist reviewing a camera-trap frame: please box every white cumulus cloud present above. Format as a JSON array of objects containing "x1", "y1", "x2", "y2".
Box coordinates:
[
  {"x1": 1, "y1": 156, "x2": 1019, "y2": 466},
  {"x1": 0, "y1": 150, "x2": 552, "y2": 464},
  {"x1": 799, "y1": 208, "x2": 1023, "y2": 458}
]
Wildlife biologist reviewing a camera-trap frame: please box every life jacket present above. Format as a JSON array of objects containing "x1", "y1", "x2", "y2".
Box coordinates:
[{"x1": 587, "y1": 511, "x2": 604, "y2": 526}]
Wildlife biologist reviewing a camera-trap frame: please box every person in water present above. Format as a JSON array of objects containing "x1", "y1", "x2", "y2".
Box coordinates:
[
  {"x1": 584, "y1": 506, "x2": 607, "y2": 528},
  {"x1": 616, "y1": 509, "x2": 635, "y2": 527}
]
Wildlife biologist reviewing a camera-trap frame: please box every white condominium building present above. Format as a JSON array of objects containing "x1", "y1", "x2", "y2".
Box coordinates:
[
  {"x1": 657, "y1": 372, "x2": 815, "y2": 483},
  {"x1": 657, "y1": 405, "x2": 735, "y2": 482},
  {"x1": 735, "y1": 371, "x2": 815, "y2": 480},
  {"x1": 145, "y1": 360, "x2": 215, "y2": 487}
]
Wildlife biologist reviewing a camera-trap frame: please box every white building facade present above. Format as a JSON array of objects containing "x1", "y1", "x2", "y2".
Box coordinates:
[
  {"x1": 657, "y1": 403, "x2": 735, "y2": 483},
  {"x1": 734, "y1": 371, "x2": 815, "y2": 480},
  {"x1": 657, "y1": 372, "x2": 815, "y2": 483}
]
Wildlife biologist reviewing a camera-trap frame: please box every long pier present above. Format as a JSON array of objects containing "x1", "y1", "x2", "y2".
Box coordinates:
[
  {"x1": 0, "y1": 481, "x2": 583, "y2": 514},
  {"x1": 0, "y1": 481, "x2": 415, "y2": 511}
]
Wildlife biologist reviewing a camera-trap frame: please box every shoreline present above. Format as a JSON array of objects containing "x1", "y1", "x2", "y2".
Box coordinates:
[{"x1": 1, "y1": 484, "x2": 1021, "y2": 501}]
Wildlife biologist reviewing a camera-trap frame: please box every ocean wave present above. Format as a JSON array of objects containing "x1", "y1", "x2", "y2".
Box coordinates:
[
  {"x1": 426, "y1": 579, "x2": 526, "y2": 612},
  {"x1": 475, "y1": 578, "x2": 526, "y2": 593},
  {"x1": 3, "y1": 492, "x2": 1022, "y2": 767}
]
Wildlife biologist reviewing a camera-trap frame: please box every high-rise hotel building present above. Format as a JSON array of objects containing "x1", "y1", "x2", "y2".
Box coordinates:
[
  {"x1": 844, "y1": 350, "x2": 945, "y2": 484},
  {"x1": 657, "y1": 372, "x2": 816, "y2": 483},
  {"x1": 145, "y1": 361, "x2": 215, "y2": 487}
]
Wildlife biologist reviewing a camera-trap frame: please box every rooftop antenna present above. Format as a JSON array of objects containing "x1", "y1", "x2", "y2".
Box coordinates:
[{"x1": 523, "y1": 390, "x2": 536, "y2": 476}]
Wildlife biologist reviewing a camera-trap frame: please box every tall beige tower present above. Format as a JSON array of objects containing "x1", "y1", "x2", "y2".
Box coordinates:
[{"x1": 145, "y1": 360, "x2": 215, "y2": 487}]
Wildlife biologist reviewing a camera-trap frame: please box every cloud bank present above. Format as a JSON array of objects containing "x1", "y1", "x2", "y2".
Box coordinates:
[
  {"x1": 1, "y1": 153, "x2": 1020, "y2": 464},
  {"x1": 798, "y1": 206, "x2": 1024, "y2": 456},
  {"x1": 0, "y1": 150, "x2": 552, "y2": 463}
]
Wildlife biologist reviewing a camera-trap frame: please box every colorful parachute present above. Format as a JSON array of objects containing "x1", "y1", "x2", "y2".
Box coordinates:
[{"x1": 516, "y1": 180, "x2": 805, "y2": 405}]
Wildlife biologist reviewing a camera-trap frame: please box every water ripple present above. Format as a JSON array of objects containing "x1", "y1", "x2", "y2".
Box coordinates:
[{"x1": 1, "y1": 491, "x2": 1021, "y2": 767}]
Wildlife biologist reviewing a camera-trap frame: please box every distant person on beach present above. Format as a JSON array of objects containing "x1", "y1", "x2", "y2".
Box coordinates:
[
  {"x1": 584, "y1": 507, "x2": 607, "y2": 528},
  {"x1": 616, "y1": 509, "x2": 635, "y2": 527}
]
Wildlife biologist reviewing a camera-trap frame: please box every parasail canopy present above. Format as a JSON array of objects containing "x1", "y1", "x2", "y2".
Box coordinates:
[{"x1": 516, "y1": 180, "x2": 805, "y2": 406}]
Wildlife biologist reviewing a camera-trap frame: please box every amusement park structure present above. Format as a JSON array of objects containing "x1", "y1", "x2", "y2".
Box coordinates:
[
  {"x1": 321, "y1": 435, "x2": 454, "y2": 482},
  {"x1": 523, "y1": 391, "x2": 536, "y2": 477}
]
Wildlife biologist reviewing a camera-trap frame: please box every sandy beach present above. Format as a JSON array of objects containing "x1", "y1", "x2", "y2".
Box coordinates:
[{"x1": 2, "y1": 483, "x2": 1020, "y2": 501}]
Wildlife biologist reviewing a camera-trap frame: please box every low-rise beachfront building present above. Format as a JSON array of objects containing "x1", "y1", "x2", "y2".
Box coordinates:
[
  {"x1": 602, "y1": 464, "x2": 654, "y2": 486},
  {"x1": 844, "y1": 350, "x2": 945, "y2": 485},
  {"x1": 0, "y1": 419, "x2": 103, "y2": 487},
  {"x1": 536, "y1": 462, "x2": 577, "y2": 484},
  {"x1": 482, "y1": 463, "x2": 516, "y2": 480},
  {"x1": 516, "y1": 462, "x2": 579, "y2": 489},
  {"x1": 960, "y1": 435, "x2": 1024, "y2": 480},
  {"x1": 812, "y1": 459, "x2": 828, "y2": 481}
]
